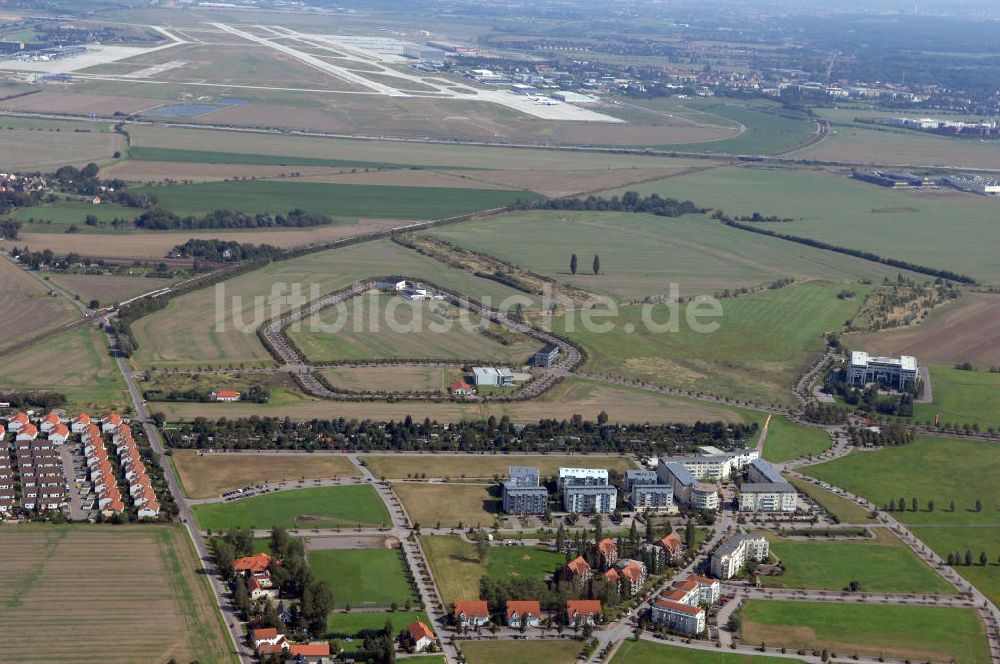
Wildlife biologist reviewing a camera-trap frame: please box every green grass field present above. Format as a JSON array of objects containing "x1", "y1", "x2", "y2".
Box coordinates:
[
  {"x1": 326, "y1": 610, "x2": 431, "y2": 638},
  {"x1": 190, "y1": 484, "x2": 391, "y2": 531},
  {"x1": 565, "y1": 282, "x2": 868, "y2": 406},
  {"x1": 909, "y1": 526, "x2": 1000, "y2": 607},
  {"x1": 741, "y1": 600, "x2": 990, "y2": 663},
  {"x1": 608, "y1": 167, "x2": 1000, "y2": 285},
  {"x1": 460, "y1": 640, "x2": 583, "y2": 664},
  {"x1": 427, "y1": 210, "x2": 911, "y2": 301},
  {"x1": 11, "y1": 199, "x2": 140, "y2": 232},
  {"x1": 786, "y1": 478, "x2": 875, "y2": 524},
  {"x1": 131, "y1": 180, "x2": 540, "y2": 219},
  {"x1": 663, "y1": 103, "x2": 817, "y2": 154},
  {"x1": 308, "y1": 548, "x2": 415, "y2": 609},
  {"x1": 611, "y1": 640, "x2": 795, "y2": 664},
  {"x1": 761, "y1": 416, "x2": 831, "y2": 463},
  {"x1": 287, "y1": 294, "x2": 539, "y2": 364},
  {"x1": 762, "y1": 529, "x2": 954, "y2": 594},
  {"x1": 804, "y1": 435, "x2": 1000, "y2": 525},
  {"x1": 913, "y1": 365, "x2": 1000, "y2": 430},
  {"x1": 420, "y1": 536, "x2": 564, "y2": 606},
  {"x1": 0, "y1": 325, "x2": 128, "y2": 410},
  {"x1": 129, "y1": 146, "x2": 429, "y2": 170},
  {"x1": 130, "y1": 239, "x2": 537, "y2": 370}
]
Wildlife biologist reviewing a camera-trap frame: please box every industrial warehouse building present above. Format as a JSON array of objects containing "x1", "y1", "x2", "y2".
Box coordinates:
[
  {"x1": 847, "y1": 351, "x2": 918, "y2": 390},
  {"x1": 472, "y1": 367, "x2": 514, "y2": 387}
]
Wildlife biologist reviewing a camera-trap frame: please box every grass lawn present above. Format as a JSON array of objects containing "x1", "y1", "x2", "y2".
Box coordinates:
[
  {"x1": 190, "y1": 484, "x2": 390, "y2": 531},
  {"x1": 0, "y1": 325, "x2": 128, "y2": 410},
  {"x1": 427, "y1": 210, "x2": 910, "y2": 302},
  {"x1": 909, "y1": 526, "x2": 1000, "y2": 607},
  {"x1": 308, "y1": 548, "x2": 415, "y2": 609},
  {"x1": 326, "y1": 610, "x2": 431, "y2": 638},
  {"x1": 460, "y1": 639, "x2": 583, "y2": 664},
  {"x1": 170, "y1": 450, "x2": 361, "y2": 499},
  {"x1": 761, "y1": 528, "x2": 954, "y2": 594},
  {"x1": 130, "y1": 180, "x2": 539, "y2": 219},
  {"x1": 786, "y1": 477, "x2": 874, "y2": 524},
  {"x1": 152, "y1": 376, "x2": 749, "y2": 424},
  {"x1": 420, "y1": 536, "x2": 564, "y2": 606},
  {"x1": 287, "y1": 294, "x2": 539, "y2": 364},
  {"x1": 760, "y1": 416, "x2": 831, "y2": 464},
  {"x1": 741, "y1": 600, "x2": 990, "y2": 663},
  {"x1": 364, "y1": 453, "x2": 635, "y2": 480},
  {"x1": 803, "y1": 435, "x2": 1000, "y2": 525},
  {"x1": 913, "y1": 365, "x2": 1000, "y2": 430},
  {"x1": 611, "y1": 640, "x2": 796, "y2": 664},
  {"x1": 129, "y1": 238, "x2": 535, "y2": 370},
  {"x1": 393, "y1": 483, "x2": 499, "y2": 529},
  {"x1": 320, "y1": 365, "x2": 465, "y2": 394},
  {"x1": 565, "y1": 282, "x2": 868, "y2": 407},
  {"x1": 610, "y1": 167, "x2": 1000, "y2": 285}
]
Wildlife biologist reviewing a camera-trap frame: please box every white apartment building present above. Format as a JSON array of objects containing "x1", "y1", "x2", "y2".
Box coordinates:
[
  {"x1": 558, "y1": 467, "x2": 609, "y2": 488},
  {"x1": 710, "y1": 534, "x2": 770, "y2": 580},
  {"x1": 657, "y1": 461, "x2": 719, "y2": 510}
]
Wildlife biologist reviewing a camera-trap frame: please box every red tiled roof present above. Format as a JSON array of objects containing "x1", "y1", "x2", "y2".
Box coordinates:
[
  {"x1": 661, "y1": 589, "x2": 690, "y2": 602},
  {"x1": 620, "y1": 561, "x2": 644, "y2": 582},
  {"x1": 215, "y1": 389, "x2": 239, "y2": 399},
  {"x1": 72, "y1": 413, "x2": 90, "y2": 423},
  {"x1": 42, "y1": 412, "x2": 59, "y2": 425},
  {"x1": 251, "y1": 627, "x2": 279, "y2": 641},
  {"x1": 660, "y1": 532, "x2": 682, "y2": 552},
  {"x1": 103, "y1": 413, "x2": 122, "y2": 425},
  {"x1": 567, "y1": 599, "x2": 602, "y2": 615},
  {"x1": 18, "y1": 423, "x2": 37, "y2": 437},
  {"x1": 566, "y1": 555, "x2": 590, "y2": 576},
  {"x1": 506, "y1": 600, "x2": 540, "y2": 620},
  {"x1": 673, "y1": 579, "x2": 697, "y2": 591},
  {"x1": 449, "y1": 382, "x2": 474, "y2": 391},
  {"x1": 289, "y1": 643, "x2": 330, "y2": 657},
  {"x1": 689, "y1": 575, "x2": 717, "y2": 586},
  {"x1": 655, "y1": 598, "x2": 703, "y2": 615},
  {"x1": 234, "y1": 552, "x2": 273, "y2": 574},
  {"x1": 453, "y1": 600, "x2": 489, "y2": 619},
  {"x1": 598, "y1": 538, "x2": 617, "y2": 556},
  {"x1": 408, "y1": 620, "x2": 435, "y2": 642},
  {"x1": 51, "y1": 424, "x2": 69, "y2": 438},
  {"x1": 10, "y1": 412, "x2": 28, "y2": 425},
  {"x1": 603, "y1": 568, "x2": 620, "y2": 582}
]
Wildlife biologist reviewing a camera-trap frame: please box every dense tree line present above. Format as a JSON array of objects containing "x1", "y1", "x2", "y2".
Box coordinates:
[
  {"x1": 162, "y1": 414, "x2": 759, "y2": 456},
  {"x1": 136, "y1": 208, "x2": 332, "y2": 231},
  {"x1": 143, "y1": 384, "x2": 270, "y2": 404},
  {"x1": 9, "y1": 246, "x2": 104, "y2": 270},
  {"x1": 50, "y1": 164, "x2": 156, "y2": 208},
  {"x1": 802, "y1": 403, "x2": 849, "y2": 425},
  {"x1": 0, "y1": 390, "x2": 67, "y2": 409},
  {"x1": 823, "y1": 380, "x2": 915, "y2": 417},
  {"x1": 514, "y1": 190, "x2": 704, "y2": 218},
  {"x1": 847, "y1": 422, "x2": 915, "y2": 447},
  {"x1": 169, "y1": 238, "x2": 286, "y2": 263},
  {"x1": 0, "y1": 219, "x2": 21, "y2": 240}
]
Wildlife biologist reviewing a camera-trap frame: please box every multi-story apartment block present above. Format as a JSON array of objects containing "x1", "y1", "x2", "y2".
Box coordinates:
[{"x1": 710, "y1": 534, "x2": 769, "y2": 580}]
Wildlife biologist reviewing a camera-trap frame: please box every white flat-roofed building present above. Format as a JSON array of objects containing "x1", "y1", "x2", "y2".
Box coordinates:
[
  {"x1": 564, "y1": 485, "x2": 617, "y2": 514},
  {"x1": 472, "y1": 367, "x2": 515, "y2": 387},
  {"x1": 631, "y1": 485, "x2": 674, "y2": 512},
  {"x1": 559, "y1": 467, "x2": 608, "y2": 488},
  {"x1": 508, "y1": 466, "x2": 540, "y2": 487},
  {"x1": 739, "y1": 483, "x2": 798, "y2": 512},
  {"x1": 710, "y1": 534, "x2": 769, "y2": 580},
  {"x1": 847, "y1": 351, "x2": 918, "y2": 390}
]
